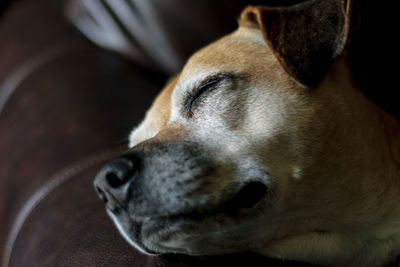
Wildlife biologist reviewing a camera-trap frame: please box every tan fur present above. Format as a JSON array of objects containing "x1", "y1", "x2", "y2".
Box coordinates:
[{"x1": 127, "y1": 5, "x2": 400, "y2": 267}]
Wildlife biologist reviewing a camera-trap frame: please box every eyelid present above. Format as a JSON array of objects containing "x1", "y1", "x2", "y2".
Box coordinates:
[{"x1": 185, "y1": 74, "x2": 231, "y2": 116}]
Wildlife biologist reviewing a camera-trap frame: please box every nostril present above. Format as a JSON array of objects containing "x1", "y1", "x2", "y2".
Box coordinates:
[
  {"x1": 102, "y1": 158, "x2": 135, "y2": 188},
  {"x1": 95, "y1": 186, "x2": 108, "y2": 203},
  {"x1": 106, "y1": 171, "x2": 126, "y2": 188}
]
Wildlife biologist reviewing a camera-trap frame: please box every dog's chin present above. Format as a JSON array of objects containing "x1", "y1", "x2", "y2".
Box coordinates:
[
  {"x1": 107, "y1": 183, "x2": 270, "y2": 255},
  {"x1": 116, "y1": 212, "x2": 264, "y2": 255},
  {"x1": 141, "y1": 214, "x2": 264, "y2": 255}
]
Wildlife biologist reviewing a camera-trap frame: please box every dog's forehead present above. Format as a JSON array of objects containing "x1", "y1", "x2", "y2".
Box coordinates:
[{"x1": 179, "y1": 27, "x2": 273, "y2": 82}]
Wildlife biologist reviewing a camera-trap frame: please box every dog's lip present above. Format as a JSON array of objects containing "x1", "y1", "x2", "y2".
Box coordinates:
[
  {"x1": 153, "y1": 180, "x2": 268, "y2": 222},
  {"x1": 141, "y1": 181, "x2": 270, "y2": 243},
  {"x1": 106, "y1": 207, "x2": 163, "y2": 255}
]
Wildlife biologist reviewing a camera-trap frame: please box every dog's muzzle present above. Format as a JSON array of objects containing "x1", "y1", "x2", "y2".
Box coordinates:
[{"x1": 93, "y1": 142, "x2": 269, "y2": 254}]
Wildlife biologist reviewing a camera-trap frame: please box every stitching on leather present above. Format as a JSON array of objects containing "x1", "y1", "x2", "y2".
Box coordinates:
[
  {"x1": 0, "y1": 44, "x2": 82, "y2": 117},
  {"x1": 1, "y1": 146, "x2": 125, "y2": 267}
]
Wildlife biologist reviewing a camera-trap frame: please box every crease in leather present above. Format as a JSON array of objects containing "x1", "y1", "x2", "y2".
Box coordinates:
[
  {"x1": 1, "y1": 146, "x2": 125, "y2": 267},
  {"x1": 0, "y1": 44, "x2": 83, "y2": 117}
]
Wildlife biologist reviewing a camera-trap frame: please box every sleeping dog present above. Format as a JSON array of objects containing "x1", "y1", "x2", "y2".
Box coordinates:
[{"x1": 94, "y1": 0, "x2": 400, "y2": 265}]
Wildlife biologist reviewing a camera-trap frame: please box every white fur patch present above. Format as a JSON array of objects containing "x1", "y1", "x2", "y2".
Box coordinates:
[{"x1": 128, "y1": 119, "x2": 160, "y2": 148}]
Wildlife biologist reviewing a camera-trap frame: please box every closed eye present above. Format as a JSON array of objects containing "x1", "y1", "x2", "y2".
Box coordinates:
[{"x1": 184, "y1": 74, "x2": 230, "y2": 117}]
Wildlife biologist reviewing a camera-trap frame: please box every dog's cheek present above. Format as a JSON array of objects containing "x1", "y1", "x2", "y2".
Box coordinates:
[{"x1": 232, "y1": 89, "x2": 317, "y2": 199}]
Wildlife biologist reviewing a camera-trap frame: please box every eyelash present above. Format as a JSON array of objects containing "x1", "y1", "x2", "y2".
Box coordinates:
[{"x1": 185, "y1": 75, "x2": 228, "y2": 116}]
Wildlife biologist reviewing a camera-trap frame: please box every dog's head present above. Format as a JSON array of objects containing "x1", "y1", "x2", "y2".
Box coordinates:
[{"x1": 94, "y1": 0, "x2": 395, "y2": 264}]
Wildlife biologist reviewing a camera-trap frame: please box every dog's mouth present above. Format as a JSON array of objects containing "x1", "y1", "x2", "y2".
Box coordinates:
[
  {"x1": 105, "y1": 180, "x2": 270, "y2": 254},
  {"x1": 137, "y1": 181, "x2": 270, "y2": 253},
  {"x1": 158, "y1": 181, "x2": 267, "y2": 220},
  {"x1": 201, "y1": 181, "x2": 268, "y2": 216}
]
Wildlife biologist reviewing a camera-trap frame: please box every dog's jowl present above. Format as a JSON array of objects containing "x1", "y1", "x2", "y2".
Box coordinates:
[{"x1": 94, "y1": 0, "x2": 400, "y2": 266}]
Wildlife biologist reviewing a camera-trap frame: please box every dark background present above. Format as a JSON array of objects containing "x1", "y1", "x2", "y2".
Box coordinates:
[
  {"x1": 1, "y1": 0, "x2": 399, "y2": 130},
  {"x1": 2, "y1": 0, "x2": 393, "y2": 118}
]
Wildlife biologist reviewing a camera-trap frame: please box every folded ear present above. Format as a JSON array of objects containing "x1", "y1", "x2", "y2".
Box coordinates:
[{"x1": 239, "y1": 0, "x2": 352, "y2": 88}]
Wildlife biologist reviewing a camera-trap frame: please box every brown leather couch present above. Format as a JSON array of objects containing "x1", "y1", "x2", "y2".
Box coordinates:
[{"x1": 0, "y1": 0, "x2": 398, "y2": 266}]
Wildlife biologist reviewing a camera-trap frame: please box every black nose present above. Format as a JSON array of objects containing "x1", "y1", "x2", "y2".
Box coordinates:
[{"x1": 94, "y1": 157, "x2": 136, "y2": 208}]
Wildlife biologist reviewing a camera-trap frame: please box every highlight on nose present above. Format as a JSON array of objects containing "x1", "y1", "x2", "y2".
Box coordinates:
[{"x1": 94, "y1": 157, "x2": 135, "y2": 204}]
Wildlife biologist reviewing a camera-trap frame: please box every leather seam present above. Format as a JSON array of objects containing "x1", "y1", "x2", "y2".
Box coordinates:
[{"x1": 1, "y1": 146, "x2": 125, "y2": 267}]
